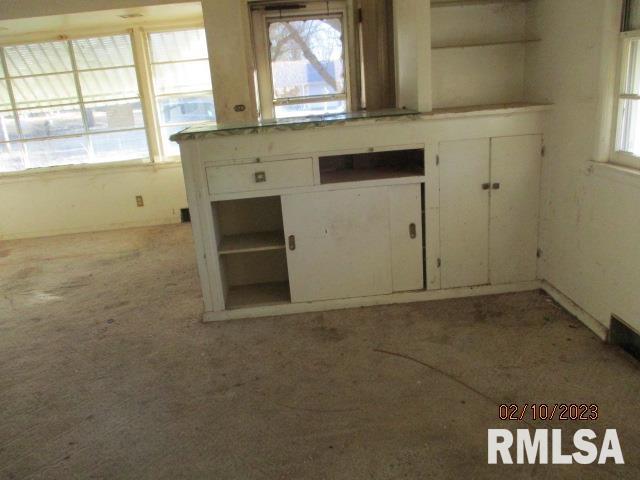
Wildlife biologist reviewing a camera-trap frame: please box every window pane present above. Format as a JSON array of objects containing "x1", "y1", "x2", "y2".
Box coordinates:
[
  {"x1": 12, "y1": 73, "x2": 77, "y2": 108},
  {"x1": 0, "y1": 112, "x2": 19, "y2": 142},
  {"x1": 72, "y1": 35, "x2": 134, "y2": 70},
  {"x1": 19, "y1": 105, "x2": 84, "y2": 139},
  {"x1": 623, "y1": 39, "x2": 640, "y2": 95},
  {"x1": 5, "y1": 41, "x2": 71, "y2": 76},
  {"x1": 90, "y1": 130, "x2": 148, "y2": 163},
  {"x1": 79, "y1": 67, "x2": 139, "y2": 102},
  {"x1": 152, "y1": 60, "x2": 211, "y2": 95},
  {"x1": 86, "y1": 99, "x2": 144, "y2": 131},
  {"x1": 25, "y1": 136, "x2": 89, "y2": 168},
  {"x1": 0, "y1": 143, "x2": 26, "y2": 172},
  {"x1": 617, "y1": 99, "x2": 640, "y2": 155},
  {"x1": 269, "y1": 18, "x2": 345, "y2": 99},
  {"x1": 149, "y1": 29, "x2": 208, "y2": 63},
  {"x1": 160, "y1": 125, "x2": 187, "y2": 156},
  {"x1": 275, "y1": 99, "x2": 346, "y2": 119},
  {"x1": 0, "y1": 80, "x2": 11, "y2": 110},
  {"x1": 157, "y1": 94, "x2": 215, "y2": 125}
]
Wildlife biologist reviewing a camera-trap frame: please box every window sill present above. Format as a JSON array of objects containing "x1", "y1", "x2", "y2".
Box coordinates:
[
  {"x1": 0, "y1": 158, "x2": 183, "y2": 184},
  {"x1": 588, "y1": 160, "x2": 640, "y2": 189}
]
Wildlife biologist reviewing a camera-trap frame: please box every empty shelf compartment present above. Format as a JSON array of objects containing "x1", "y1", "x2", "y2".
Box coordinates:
[
  {"x1": 319, "y1": 148, "x2": 424, "y2": 184},
  {"x1": 225, "y1": 281, "x2": 291, "y2": 309}
]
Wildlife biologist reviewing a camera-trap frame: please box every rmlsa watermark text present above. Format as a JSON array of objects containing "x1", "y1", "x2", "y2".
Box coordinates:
[{"x1": 488, "y1": 429, "x2": 624, "y2": 465}]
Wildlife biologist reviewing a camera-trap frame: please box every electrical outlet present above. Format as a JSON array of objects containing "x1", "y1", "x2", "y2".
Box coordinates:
[{"x1": 136, "y1": 195, "x2": 144, "y2": 207}]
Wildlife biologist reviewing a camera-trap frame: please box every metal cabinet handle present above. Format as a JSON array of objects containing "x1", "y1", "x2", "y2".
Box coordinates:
[
  {"x1": 255, "y1": 171, "x2": 267, "y2": 183},
  {"x1": 409, "y1": 223, "x2": 417, "y2": 239},
  {"x1": 288, "y1": 235, "x2": 296, "y2": 251},
  {"x1": 482, "y1": 182, "x2": 491, "y2": 190},
  {"x1": 492, "y1": 182, "x2": 501, "y2": 190}
]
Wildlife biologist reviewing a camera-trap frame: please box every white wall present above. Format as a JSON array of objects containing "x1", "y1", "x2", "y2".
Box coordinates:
[
  {"x1": 0, "y1": 163, "x2": 187, "y2": 240},
  {"x1": 525, "y1": 0, "x2": 640, "y2": 333}
]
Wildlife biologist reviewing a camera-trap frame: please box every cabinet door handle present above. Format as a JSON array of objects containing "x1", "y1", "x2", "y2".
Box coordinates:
[
  {"x1": 409, "y1": 223, "x2": 417, "y2": 239},
  {"x1": 254, "y1": 171, "x2": 267, "y2": 183},
  {"x1": 288, "y1": 235, "x2": 296, "y2": 251},
  {"x1": 492, "y1": 182, "x2": 501, "y2": 190},
  {"x1": 482, "y1": 182, "x2": 491, "y2": 190}
]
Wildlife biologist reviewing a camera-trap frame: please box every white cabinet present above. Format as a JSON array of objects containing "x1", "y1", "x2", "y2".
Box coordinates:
[
  {"x1": 489, "y1": 135, "x2": 541, "y2": 284},
  {"x1": 439, "y1": 135, "x2": 542, "y2": 288},
  {"x1": 282, "y1": 184, "x2": 423, "y2": 303},
  {"x1": 439, "y1": 138, "x2": 491, "y2": 289}
]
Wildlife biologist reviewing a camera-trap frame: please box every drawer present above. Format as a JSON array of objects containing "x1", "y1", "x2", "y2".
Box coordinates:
[{"x1": 206, "y1": 158, "x2": 314, "y2": 195}]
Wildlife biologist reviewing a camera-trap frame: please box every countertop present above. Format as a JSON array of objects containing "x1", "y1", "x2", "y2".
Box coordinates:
[{"x1": 169, "y1": 109, "x2": 421, "y2": 142}]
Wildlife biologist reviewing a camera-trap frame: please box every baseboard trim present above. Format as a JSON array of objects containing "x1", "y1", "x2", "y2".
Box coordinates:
[
  {"x1": 203, "y1": 281, "x2": 541, "y2": 322},
  {"x1": 540, "y1": 280, "x2": 609, "y2": 341}
]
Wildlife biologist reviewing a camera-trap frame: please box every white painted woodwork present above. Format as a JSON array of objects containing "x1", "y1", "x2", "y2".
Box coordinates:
[
  {"x1": 393, "y1": 0, "x2": 432, "y2": 111},
  {"x1": 206, "y1": 158, "x2": 314, "y2": 195},
  {"x1": 174, "y1": 109, "x2": 546, "y2": 320},
  {"x1": 282, "y1": 187, "x2": 393, "y2": 303},
  {"x1": 439, "y1": 138, "x2": 491, "y2": 288},
  {"x1": 389, "y1": 184, "x2": 424, "y2": 291},
  {"x1": 489, "y1": 135, "x2": 542, "y2": 284}
]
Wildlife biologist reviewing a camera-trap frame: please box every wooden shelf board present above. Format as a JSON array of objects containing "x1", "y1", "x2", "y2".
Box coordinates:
[
  {"x1": 426, "y1": 102, "x2": 553, "y2": 119},
  {"x1": 226, "y1": 282, "x2": 291, "y2": 309},
  {"x1": 431, "y1": 0, "x2": 529, "y2": 7},
  {"x1": 432, "y1": 38, "x2": 540, "y2": 50},
  {"x1": 219, "y1": 231, "x2": 285, "y2": 255}
]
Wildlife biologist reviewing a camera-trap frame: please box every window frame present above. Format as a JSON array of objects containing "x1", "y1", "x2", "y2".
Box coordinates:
[
  {"x1": 612, "y1": 30, "x2": 640, "y2": 170},
  {"x1": 143, "y1": 24, "x2": 213, "y2": 161},
  {"x1": 0, "y1": 20, "x2": 209, "y2": 176},
  {"x1": 251, "y1": 1, "x2": 355, "y2": 120},
  {"x1": 0, "y1": 31, "x2": 153, "y2": 172}
]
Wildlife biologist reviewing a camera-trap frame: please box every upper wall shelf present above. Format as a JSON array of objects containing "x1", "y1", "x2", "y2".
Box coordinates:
[
  {"x1": 431, "y1": 0, "x2": 530, "y2": 7},
  {"x1": 432, "y1": 38, "x2": 540, "y2": 50}
]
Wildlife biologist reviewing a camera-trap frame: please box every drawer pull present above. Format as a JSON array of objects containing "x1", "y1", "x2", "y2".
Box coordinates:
[
  {"x1": 254, "y1": 171, "x2": 267, "y2": 183},
  {"x1": 288, "y1": 235, "x2": 296, "y2": 251},
  {"x1": 409, "y1": 223, "x2": 417, "y2": 239},
  {"x1": 482, "y1": 182, "x2": 491, "y2": 190},
  {"x1": 492, "y1": 182, "x2": 501, "y2": 190}
]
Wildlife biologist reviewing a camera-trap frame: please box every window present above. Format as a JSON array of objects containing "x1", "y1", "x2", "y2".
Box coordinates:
[
  {"x1": 614, "y1": 0, "x2": 640, "y2": 169},
  {"x1": 252, "y1": 1, "x2": 351, "y2": 119},
  {"x1": 0, "y1": 35, "x2": 148, "y2": 173},
  {"x1": 147, "y1": 28, "x2": 215, "y2": 157}
]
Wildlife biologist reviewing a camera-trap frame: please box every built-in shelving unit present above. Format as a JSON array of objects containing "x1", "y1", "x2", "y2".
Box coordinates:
[
  {"x1": 430, "y1": 0, "x2": 535, "y2": 109},
  {"x1": 213, "y1": 196, "x2": 291, "y2": 309}
]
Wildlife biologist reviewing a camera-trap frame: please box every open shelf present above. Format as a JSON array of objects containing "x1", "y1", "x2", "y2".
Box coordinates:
[
  {"x1": 432, "y1": 38, "x2": 540, "y2": 50},
  {"x1": 225, "y1": 281, "x2": 291, "y2": 309},
  {"x1": 213, "y1": 196, "x2": 291, "y2": 310},
  {"x1": 319, "y1": 149, "x2": 424, "y2": 185},
  {"x1": 219, "y1": 231, "x2": 285, "y2": 255}
]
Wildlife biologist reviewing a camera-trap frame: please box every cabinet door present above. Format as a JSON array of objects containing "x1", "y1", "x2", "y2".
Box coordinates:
[
  {"x1": 439, "y1": 139, "x2": 491, "y2": 289},
  {"x1": 389, "y1": 184, "x2": 424, "y2": 292},
  {"x1": 282, "y1": 187, "x2": 393, "y2": 303},
  {"x1": 490, "y1": 135, "x2": 542, "y2": 284}
]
